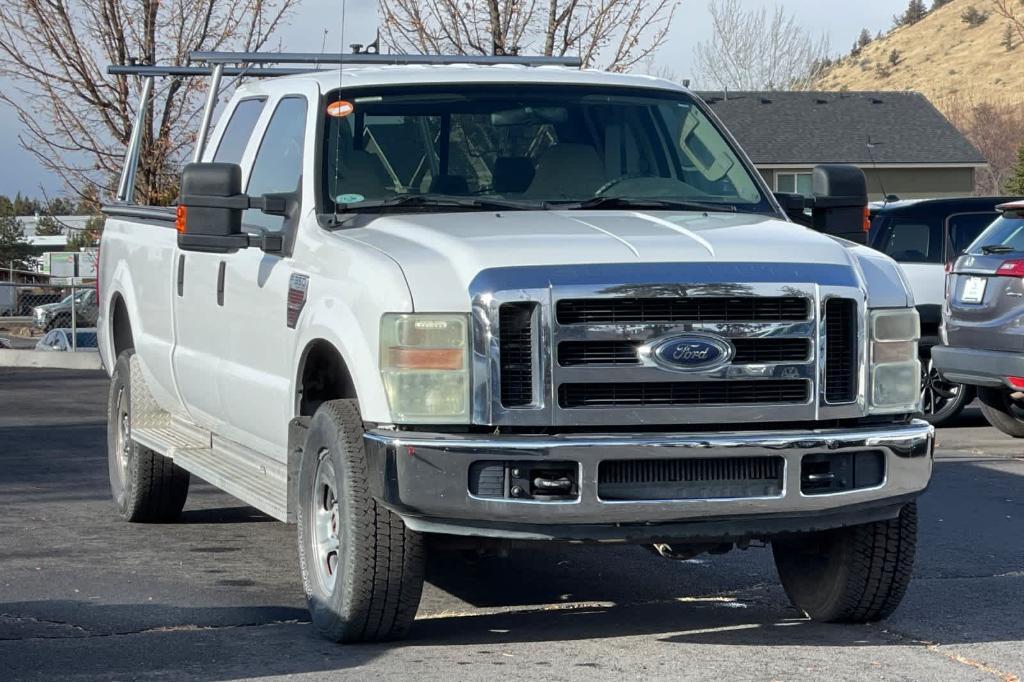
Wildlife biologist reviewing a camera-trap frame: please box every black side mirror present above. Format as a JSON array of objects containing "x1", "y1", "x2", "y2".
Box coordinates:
[
  {"x1": 773, "y1": 192, "x2": 811, "y2": 227},
  {"x1": 808, "y1": 164, "x2": 869, "y2": 243},
  {"x1": 178, "y1": 163, "x2": 249, "y2": 253},
  {"x1": 177, "y1": 163, "x2": 291, "y2": 254}
]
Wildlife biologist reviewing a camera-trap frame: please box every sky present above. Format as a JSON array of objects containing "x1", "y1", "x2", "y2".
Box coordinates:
[{"x1": 0, "y1": 0, "x2": 901, "y2": 199}]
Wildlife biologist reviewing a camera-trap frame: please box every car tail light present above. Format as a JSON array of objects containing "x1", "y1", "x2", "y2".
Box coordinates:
[
  {"x1": 1008, "y1": 376, "x2": 1024, "y2": 390},
  {"x1": 862, "y1": 206, "x2": 870, "y2": 233},
  {"x1": 997, "y1": 259, "x2": 1024, "y2": 277},
  {"x1": 95, "y1": 238, "x2": 101, "y2": 301}
]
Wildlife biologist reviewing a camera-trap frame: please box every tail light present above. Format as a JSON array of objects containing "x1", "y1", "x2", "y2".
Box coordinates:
[
  {"x1": 997, "y1": 259, "x2": 1024, "y2": 277},
  {"x1": 863, "y1": 206, "x2": 870, "y2": 233},
  {"x1": 95, "y1": 238, "x2": 101, "y2": 301}
]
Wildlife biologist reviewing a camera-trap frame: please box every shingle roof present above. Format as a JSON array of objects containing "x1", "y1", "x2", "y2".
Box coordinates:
[{"x1": 696, "y1": 91, "x2": 985, "y2": 166}]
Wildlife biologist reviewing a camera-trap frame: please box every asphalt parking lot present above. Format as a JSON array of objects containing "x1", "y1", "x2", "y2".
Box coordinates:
[{"x1": 1, "y1": 368, "x2": 1021, "y2": 681}]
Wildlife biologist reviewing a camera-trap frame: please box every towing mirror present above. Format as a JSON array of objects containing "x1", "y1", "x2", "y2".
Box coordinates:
[
  {"x1": 775, "y1": 165, "x2": 869, "y2": 243},
  {"x1": 810, "y1": 164, "x2": 869, "y2": 243},
  {"x1": 177, "y1": 163, "x2": 289, "y2": 254}
]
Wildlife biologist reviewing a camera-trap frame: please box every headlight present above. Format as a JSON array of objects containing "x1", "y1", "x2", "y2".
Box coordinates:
[
  {"x1": 380, "y1": 313, "x2": 470, "y2": 423},
  {"x1": 868, "y1": 309, "x2": 920, "y2": 414}
]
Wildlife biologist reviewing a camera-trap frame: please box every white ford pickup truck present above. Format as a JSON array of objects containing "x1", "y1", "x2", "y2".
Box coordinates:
[{"x1": 98, "y1": 52, "x2": 933, "y2": 642}]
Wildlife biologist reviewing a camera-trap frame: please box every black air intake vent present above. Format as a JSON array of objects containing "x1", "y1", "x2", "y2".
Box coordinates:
[
  {"x1": 499, "y1": 303, "x2": 536, "y2": 407},
  {"x1": 825, "y1": 299, "x2": 857, "y2": 403},
  {"x1": 599, "y1": 456, "x2": 784, "y2": 500},
  {"x1": 558, "y1": 380, "x2": 809, "y2": 408},
  {"x1": 556, "y1": 297, "x2": 810, "y2": 325}
]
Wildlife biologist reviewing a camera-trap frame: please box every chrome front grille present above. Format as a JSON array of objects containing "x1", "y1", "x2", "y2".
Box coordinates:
[{"x1": 472, "y1": 266, "x2": 865, "y2": 427}]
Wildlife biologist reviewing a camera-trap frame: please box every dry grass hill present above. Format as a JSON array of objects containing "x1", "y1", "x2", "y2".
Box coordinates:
[{"x1": 817, "y1": 0, "x2": 1024, "y2": 111}]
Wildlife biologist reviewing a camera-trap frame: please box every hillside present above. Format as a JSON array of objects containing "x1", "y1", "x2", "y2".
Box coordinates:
[{"x1": 816, "y1": 0, "x2": 1024, "y2": 110}]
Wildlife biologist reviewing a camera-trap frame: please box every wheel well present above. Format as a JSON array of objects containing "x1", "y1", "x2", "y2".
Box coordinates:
[
  {"x1": 111, "y1": 295, "x2": 134, "y2": 357},
  {"x1": 297, "y1": 341, "x2": 357, "y2": 417}
]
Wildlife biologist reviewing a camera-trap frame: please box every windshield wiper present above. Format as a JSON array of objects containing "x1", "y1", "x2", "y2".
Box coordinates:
[
  {"x1": 341, "y1": 194, "x2": 547, "y2": 212},
  {"x1": 981, "y1": 244, "x2": 1015, "y2": 254},
  {"x1": 553, "y1": 196, "x2": 737, "y2": 213}
]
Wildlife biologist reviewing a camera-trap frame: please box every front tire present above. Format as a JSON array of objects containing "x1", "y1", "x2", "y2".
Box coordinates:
[
  {"x1": 977, "y1": 387, "x2": 1024, "y2": 437},
  {"x1": 297, "y1": 399, "x2": 425, "y2": 642},
  {"x1": 772, "y1": 502, "x2": 917, "y2": 623},
  {"x1": 107, "y1": 350, "x2": 190, "y2": 522}
]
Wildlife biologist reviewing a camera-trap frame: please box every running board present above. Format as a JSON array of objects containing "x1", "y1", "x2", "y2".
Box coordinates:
[{"x1": 129, "y1": 355, "x2": 290, "y2": 522}]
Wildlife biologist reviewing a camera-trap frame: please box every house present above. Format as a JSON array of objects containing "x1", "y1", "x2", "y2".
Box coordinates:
[{"x1": 696, "y1": 91, "x2": 985, "y2": 200}]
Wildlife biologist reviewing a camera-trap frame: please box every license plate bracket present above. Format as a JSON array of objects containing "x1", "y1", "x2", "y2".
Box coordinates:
[{"x1": 961, "y1": 276, "x2": 987, "y2": 304}]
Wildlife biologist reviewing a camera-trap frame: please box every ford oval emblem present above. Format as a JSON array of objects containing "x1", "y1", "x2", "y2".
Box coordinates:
[{"x1": 652, "y1": 334, "x2": 733, "y2": 372}]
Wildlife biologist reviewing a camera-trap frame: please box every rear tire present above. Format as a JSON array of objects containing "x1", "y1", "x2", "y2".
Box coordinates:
[
  {"x1": 107, "y1": 350, "x2": 190, "y2": 522},
  {"x1": 297, "y1": 399, "x2": 425, "y2": 642},
  {"x1": 772, "y1": 502, "x2": 917, "y2": 623},
  {"x1": 920, "y1": 358, "x2": 970, "y2": 427},
  {"x1": 977, "y1": 387, "x2": 1024, "y2": 437}
]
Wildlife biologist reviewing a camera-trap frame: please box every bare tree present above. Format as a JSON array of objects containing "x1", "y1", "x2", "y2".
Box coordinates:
[
  {"x1": 941, "y1": 92, "x2": 1024, "y2": 195},
  {"x1": 0, "y1": 1, "x2": 298, "y2": 206},
  {"x1": 993, "y1": 0, "x2": 1024, "y2": 45},
  {"x1": 693, "y1": 0, "x2": 832, "y2": 91},
  {"x1": 378, "y1": 0, "x2": 678, "y2": 72}
]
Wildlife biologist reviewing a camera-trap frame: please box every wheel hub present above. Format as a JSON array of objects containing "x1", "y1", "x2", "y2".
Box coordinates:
[{"x1": 310, "y1": 453, "x2": 341, "y2": 595}]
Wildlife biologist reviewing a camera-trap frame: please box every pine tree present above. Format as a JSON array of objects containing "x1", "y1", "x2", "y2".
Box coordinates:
[
  {"x1": 1004, "y1": 143, "x2": 1024, "y2": 196},
  {"x1": 1003, "y1": 23, "x2": 1015, "y2": 51},
  {"x1": 894, "y1": 0, "x2": 928, "y2": 28},
  {"x1": 34, "y1": 215, "x2": 64, "y2": 236},
  {"x1": 932, "y1": 0, "x2": 953, "y2": 8},
  {"x1": 0, "y1": 216, "x2": 33, "y2": 272}
]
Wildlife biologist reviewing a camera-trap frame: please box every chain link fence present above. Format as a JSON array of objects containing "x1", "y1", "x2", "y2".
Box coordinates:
[{"x1": 0, "y1": 280, "x2": 98, "y2": 354}]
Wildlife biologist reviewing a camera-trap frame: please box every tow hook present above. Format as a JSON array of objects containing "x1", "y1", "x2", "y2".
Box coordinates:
[{"x1": 532, "y1": 475, "x2": 573, "y2": 494}]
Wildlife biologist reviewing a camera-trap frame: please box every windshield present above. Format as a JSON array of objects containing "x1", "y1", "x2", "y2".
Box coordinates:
[{"x1": 321, "y1": 85, "x2": 771, "y2": 214}]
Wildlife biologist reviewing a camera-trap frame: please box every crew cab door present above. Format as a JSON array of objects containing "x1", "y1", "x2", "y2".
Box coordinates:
[
  {"x1": 171, "y1": 97, "x2": 268, "y2": 431},
  {"x1": 214, "y1": 90, "x2": 316, "y2": 456}
]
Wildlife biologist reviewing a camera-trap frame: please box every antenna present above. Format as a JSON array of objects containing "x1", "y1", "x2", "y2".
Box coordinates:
[{"x1": 865, "y1": 135, "x2": 889, "y2": 208}]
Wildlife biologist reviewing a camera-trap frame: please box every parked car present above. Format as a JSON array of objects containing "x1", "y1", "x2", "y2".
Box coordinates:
[
  {"x1": 933, "y1": 200, "x2": 1024, "y2": 436},
  {"x1": 98, "y1": 51, "x2": 931, "y2": 642},
  {"x1": 869, "y1": 196, "x2": 1021, "y2": 424},
  {"x1": 35, "y1": 328, "x2": 99, "y2": 352},
  {"x1": 32, "y1": 289, "x2": 98, "y2": 331}
]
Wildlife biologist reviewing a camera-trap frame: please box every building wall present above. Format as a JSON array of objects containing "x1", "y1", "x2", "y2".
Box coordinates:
[{"x1": 757, "y1": 166, "x2": 976, "y2": 201}]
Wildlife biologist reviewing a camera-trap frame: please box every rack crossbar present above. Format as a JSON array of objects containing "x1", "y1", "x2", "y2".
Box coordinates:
[{"x1": 189, "y1": 51, "x2": 582, "y2": 68}]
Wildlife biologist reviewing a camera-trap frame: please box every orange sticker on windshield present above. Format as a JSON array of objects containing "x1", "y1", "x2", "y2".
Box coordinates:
[{"x1": 326, "y1": 100, "x2": 354, "y2": 118}]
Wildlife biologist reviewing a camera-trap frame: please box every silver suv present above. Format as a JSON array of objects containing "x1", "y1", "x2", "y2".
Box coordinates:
[{"x1": 934, "y1": 200, "x2": 1024, "y2": 436}]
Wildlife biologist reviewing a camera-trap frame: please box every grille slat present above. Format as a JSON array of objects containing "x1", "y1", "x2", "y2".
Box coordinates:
[
  {"x1": 557, "y1": 338, "x2": 811, "y2": 366},
  {"x1": 557, "y1": 297, "x2": 810, "y2": 325},
  {"x1": 599, "y1": 456, "x2": 784, "y2": 500},
  {"x1": 559, "y1": 380, "x2": 809, "y2": 408},
  {"x1": 499, "y1": 303, "x2": 535, "y2": 407},
  {"x1": 825, "y1": 299, "x2": 857, "y2": 403}
]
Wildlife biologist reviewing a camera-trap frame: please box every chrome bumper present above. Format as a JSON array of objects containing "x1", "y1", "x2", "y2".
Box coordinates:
[{"x1": 363, "y1": 421, "x2": 933, "y2": 541}]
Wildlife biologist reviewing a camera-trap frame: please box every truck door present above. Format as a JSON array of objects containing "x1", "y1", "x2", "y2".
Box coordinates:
[
  {"x1": 215, "y1": 92, "x2": 313, "y2": 456},
  {"x1": 171, "y1": 97, "x2": 268, "y2": 432}
]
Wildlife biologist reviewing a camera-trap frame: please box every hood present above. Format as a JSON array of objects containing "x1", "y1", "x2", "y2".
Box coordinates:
[{"x1": 344, "y1": 210, "x2": 890, "y2": 310}]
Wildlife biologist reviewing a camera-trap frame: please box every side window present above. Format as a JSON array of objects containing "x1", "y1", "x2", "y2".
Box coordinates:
[
  {"x1": 244, "y1": 96, "x2": 308, "y2": 232},
  {"x1": 213, "y1": 99, "x2": 266, "y2": 164},
  {"x1": 947, "y1": 212, "x2": 997, "y2": 256},
  {"x1": 776, "y1": 172, "x2": 812, "y2": 196},
  {"x1": 877, "y1": 218, "x2": 942, "y2": 263}
]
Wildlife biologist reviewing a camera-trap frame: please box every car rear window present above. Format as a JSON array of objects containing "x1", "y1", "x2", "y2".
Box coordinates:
[
  {"x1": 965, "y1": 215, "x2": 1024, "y2": 253},
  {"x1": 871, "y1": 217, "x2": 942, "y2": 263}
]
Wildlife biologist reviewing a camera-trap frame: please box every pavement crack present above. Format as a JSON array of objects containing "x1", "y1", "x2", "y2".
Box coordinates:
[
  {"x1": 0, "y1": 616, "x2": 308, "y2": 642},
  {"x1": 877, "y1": 626, "x2": 1021, "y2": 682}
]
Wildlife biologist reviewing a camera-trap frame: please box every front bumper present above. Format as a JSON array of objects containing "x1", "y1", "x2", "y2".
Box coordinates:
[
  {"x1": 932, "y1": 344, "x2": 1024, "y2": 389},
  {"x1": 364, "y1": 421, "x2": 934, "y2": 542}
]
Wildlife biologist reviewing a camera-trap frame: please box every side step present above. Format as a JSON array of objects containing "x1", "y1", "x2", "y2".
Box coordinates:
[{"x1": 129, "y1": 355, "x2": 290, "y2": 521}]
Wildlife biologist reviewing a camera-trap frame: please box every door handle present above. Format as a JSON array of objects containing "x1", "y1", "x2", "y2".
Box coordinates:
[
  {"x1": 217, "y1": 261, "x2": 226, "y2": 306},
  {"x1": 177, "y1": 254, "x2": 185, "y2": 297}
]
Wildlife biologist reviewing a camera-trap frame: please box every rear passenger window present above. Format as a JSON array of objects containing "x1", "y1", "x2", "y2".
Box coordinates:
[
  {"x1": 244, "y1": 96, "x2": 307, "y2": 232},
  {"x1": 875, "y1": 218, "x2": 942, "y2": 263},
  {"x1": 213, "y1": 99, "x2": 266, "y2": 164}
]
